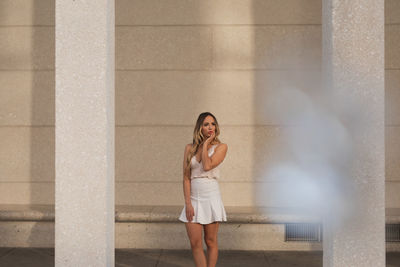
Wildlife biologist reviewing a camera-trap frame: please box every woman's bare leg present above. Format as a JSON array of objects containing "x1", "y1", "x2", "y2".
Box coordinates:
[
  {"x1": 204, "y1": 222, "x2": 220, "y2": 267},
  {"x1": 185, "y1": 222, "x2": 207, "y2": 267}
]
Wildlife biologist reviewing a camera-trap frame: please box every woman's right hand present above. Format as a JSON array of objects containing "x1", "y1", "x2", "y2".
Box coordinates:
[{"x1": 186, "y1": 204, "x2": 195, "y2": 222}]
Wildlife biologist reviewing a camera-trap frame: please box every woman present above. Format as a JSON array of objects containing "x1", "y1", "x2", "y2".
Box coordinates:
[{"x1": 178, "y1": 112, "x2": 228, "y2": 267}]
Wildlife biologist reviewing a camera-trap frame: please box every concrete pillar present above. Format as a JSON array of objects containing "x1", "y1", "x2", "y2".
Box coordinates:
[
  {"x1": 322, "y1": 0, "x2": 385, "y2": 266},
  {"x1": 55, "y1": 1, "x2": 115, "y2": 266}
]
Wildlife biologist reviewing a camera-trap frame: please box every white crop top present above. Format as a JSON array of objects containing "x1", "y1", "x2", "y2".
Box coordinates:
[{"x1": 190, "y1": 144, "x2": 221, "y2": 180}]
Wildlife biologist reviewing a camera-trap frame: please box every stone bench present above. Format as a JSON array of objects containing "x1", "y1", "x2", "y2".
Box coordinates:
[
  {"x1": 0, "y1": 204, "x2": 322, "y2": 223},
  {"x1": 0, "y1": 205, "x2": 398, "y2": 251},
  {"x1": 2, "y1": 205, "x2": 398, "y2": 224},
  {"x1": 386, "y1": 208, "x2": 400, "y2": 224}
]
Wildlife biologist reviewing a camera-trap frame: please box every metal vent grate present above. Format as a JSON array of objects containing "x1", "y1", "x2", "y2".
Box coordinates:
[
  {"x1": 285, "y1": 223, "x2": 323, "y2": 242},
  {"x1": 386, "y1": 224, "x2": 400, "y2": 242}
]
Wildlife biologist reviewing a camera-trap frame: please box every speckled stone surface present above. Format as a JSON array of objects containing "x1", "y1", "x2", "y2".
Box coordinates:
[
  {"x1": 55, "y1": 0, "x2": 115, "y2": 266},
  {"x1": 322, "y1": 0, "x2": 385, "y2": 266}
]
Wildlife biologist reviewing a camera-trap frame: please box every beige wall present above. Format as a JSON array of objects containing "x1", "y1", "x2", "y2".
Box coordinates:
[
  {"x1": 0, "y1": 0, "x2": 398, "y2": 208},
  {"x1": 385, "y1": 0, "x2": 400, "y2": 208},
  {"x1": 115, "y1": 0, "x2": 321, "y2": 207},
  {"x1": 0, "y1": 0, "x2": 55, "y2": 204}
]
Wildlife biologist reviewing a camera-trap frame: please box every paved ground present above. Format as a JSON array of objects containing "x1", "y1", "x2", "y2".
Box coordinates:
[{"x1": 0, "y1": 248, "x2": 399, "y2": 266}]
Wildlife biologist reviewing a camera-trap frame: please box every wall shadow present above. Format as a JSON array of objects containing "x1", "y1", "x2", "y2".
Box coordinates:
[{"x1": 27, "y1": 0, "x2": 55, "y2": 249}]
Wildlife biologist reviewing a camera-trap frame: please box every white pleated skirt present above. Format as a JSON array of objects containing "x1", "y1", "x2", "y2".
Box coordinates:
[{"x1": 179, "y1": 178, "x2": 227, "y2": 224}]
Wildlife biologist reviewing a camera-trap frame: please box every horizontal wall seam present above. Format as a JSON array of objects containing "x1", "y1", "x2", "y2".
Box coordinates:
[
  {"x1": 114, "y1": 182, "x2": 400, "y2": 184},
  {"x1": 3, "y1": 68, "x2": 398, "y2": 72},
  {"x1": 114, "y1": 23, "x2": 400, "y2": 26},
  {"x1": 0, "y1": 181, "x2": 54, "y2": 183},
  {"x1": 0, "y1": 25, "x2": 54, "y2": 27},
  {"x1": 0, "y1": 69, "x2": 54, "y2": 72},
  {"x1": 112, "y1": 124, "x2": 337, "y2": 127},
  {"x1": 2, "y1": 180, "x2": 399, "y2": 183},
  {"x1": 114, "y1": 68, "x2": 322, "y2": 71},
  {"x1": 0, "y1": 69, "x2": 322, "y2": 72},
  {"x1": 0, "y1": 125, "x2": 54, "y2": 128},
  {"x1": 115, "y1": 24, "x2": 322, "y2": 27},
  {"x1": 0, "y1": 181, "x2": 275, "y2": 184},
  {"x1": 1, "y1": 23, "x2": 397, "y2": 27},
  {"x1": 0, "y1": 69, "x2": 55, "y2": 71},
  {"x1": 0, "y1": 125, "x2": 399, "y2": 128}
]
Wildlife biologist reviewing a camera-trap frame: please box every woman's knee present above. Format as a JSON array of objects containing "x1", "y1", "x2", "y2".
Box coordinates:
[
  {"x1": 204, "y1": 236, "x2": 217, "y2": 248},
  {"x1": 189, "y1": 238, "x2": 203, "y2": 249}
]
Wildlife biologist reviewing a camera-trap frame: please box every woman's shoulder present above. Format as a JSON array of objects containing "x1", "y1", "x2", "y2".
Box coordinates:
[
  {"x1": 214, "y1": 142, "x2": 227, "y2": 150},
  {"x1": 185, "y1": 143, "x2": 193, "y2": 150},
  {"x1": 185, "y1": 143, "x2": 196, "y2": 153}
]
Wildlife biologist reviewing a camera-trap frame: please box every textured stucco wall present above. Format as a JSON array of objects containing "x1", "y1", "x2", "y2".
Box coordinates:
[
  {"x1": 0, "y1": 0, "x2": 398, "y2": 209},
  {"x1": 385, "y1": 0, "x2": 400, "y2": 208},
  {"x1": 114, "y1": 0, "x2": 322, "y2": 207},
  {"x1": 0, "y1": 0, "x2": 55, "y2": 205}
]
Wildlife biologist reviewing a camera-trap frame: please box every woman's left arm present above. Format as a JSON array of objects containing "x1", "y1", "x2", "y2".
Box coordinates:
[{"x1": 201, "y1": 143, "x2": 228, "y2": 171}]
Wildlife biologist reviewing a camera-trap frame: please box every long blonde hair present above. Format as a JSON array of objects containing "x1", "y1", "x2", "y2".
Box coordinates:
[{"x1": 185, "y1": 112, "x2": 222, "y2": 173}]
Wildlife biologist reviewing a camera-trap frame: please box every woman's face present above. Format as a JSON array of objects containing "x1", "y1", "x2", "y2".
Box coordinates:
[{"x1": 201, "y1": 115, "x2": 216, "y2": 138}]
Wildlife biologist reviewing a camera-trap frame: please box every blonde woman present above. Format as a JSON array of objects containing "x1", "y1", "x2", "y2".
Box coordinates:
[{"x1": 179, "y1": 112, "x2": 228, "y2": 267}]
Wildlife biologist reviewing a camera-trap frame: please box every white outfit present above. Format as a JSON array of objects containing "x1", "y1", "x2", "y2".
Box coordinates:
[{"x1": 179, "y1": 144, "x2": 227, "y2": 224}]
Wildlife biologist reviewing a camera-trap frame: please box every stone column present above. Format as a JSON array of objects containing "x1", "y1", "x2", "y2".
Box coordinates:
[
  {"x1": 322, "y1": 0, "x2": 385, "y2": 266},
  {"x1": 55, "y1": 1, "x2": 115, "y2": 266}
]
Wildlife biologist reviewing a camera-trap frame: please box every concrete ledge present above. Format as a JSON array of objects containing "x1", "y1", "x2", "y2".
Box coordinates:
[
  {"x1": 0, "y1": 204, "x2": 322, "y2": 224},
  {"x1": 116, "y1": 205, "x2": 323, "y2": 223},
  {"x1": 387, "y1": 208, "x2": 400, "y2": 224},
  {"x1": 0, "y1": 204, "x2": 399, "y2": 224},
  {"x1": 0, "y1": 205, "x2": 54, "y2": 221},
  {"x1": 0, "y1": 205, "x2": 398, "y2": 251}
]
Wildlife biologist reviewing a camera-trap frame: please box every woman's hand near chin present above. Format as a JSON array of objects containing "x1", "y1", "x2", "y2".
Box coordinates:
[{"x1": 204, "y1": 131, "x2": 215, "y2": 145}]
